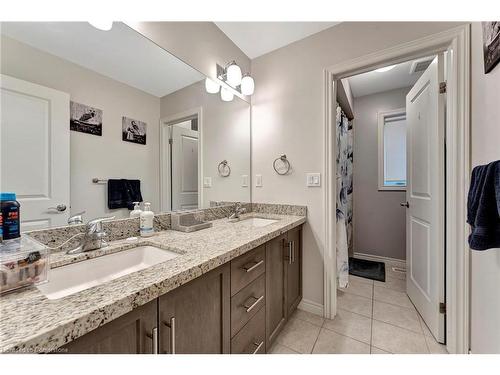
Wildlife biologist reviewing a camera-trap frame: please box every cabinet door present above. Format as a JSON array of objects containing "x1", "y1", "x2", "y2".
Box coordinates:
[
  {"x1": 265, "y1": 234, "x2": 287, "y2": 348},
  {"x1": 62, "y1": 300, "x2": 157, "y2": 354},
  {"x1": 158, "y1": 263, "x2": 230, "y2": 354},
  {"x1": 286, "y1": 227, "x2": 302, "y2": 315}
]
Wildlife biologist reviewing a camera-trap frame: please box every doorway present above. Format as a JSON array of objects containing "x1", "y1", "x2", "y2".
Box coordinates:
[
  {"x1": 160, "y1": 108, "x2": 203, "y2": 212},
  {"x1": 323, "y1": 25, "x2": 471, "y2": 354}
]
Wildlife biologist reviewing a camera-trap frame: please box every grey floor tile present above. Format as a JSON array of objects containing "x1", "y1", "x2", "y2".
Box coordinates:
[
  {"x1": 342, "y1": 278, "x2": 373, "y2": 299},
  {"x1": 371, "y1": 346, "x2": 391, "y2": 354},
  {"x1": 374, "y1": 277, "x2": 406, "y2": 292},
  {"x1": 373, "y1": 301, "x2": 422, "y2": 333},
  {"x1": 337, "y1": 290, "x2": 373, "y2": 317},
  {"x1": 374, "y1": 286, "x2": 414, "y2": 309},
  {"x1": 293, "y1": 309, "x2": 325, "y2": 327},
  {"x1": 349, "y1": 275, "x2": 374, "y2": 285},
  {"x1": 312, "y1": 328, "x2": 370, "y2": 354},
  {"x1": 417, "y1": 314, "x2": 433, "y2": 337},
  {"x1": 276, "y1": 315, "x2": 321, "y2": 353},
  {"x1": 372, "y1": 320, "x2": 429, "y2": 354},
  {"x1": 268, "y1": 343, "x2": 300, "y2": 354},
  {"x1": 425, "y1": 335, "x2": 448, "y2": 354},
  {"x1": 323, "y1": 308, "x2": 372, "y2": 343}
]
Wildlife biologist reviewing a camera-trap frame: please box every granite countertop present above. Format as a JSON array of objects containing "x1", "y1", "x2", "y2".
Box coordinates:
[{"x1": 0, "y1": 212, "x2": 305, "y2": 353}]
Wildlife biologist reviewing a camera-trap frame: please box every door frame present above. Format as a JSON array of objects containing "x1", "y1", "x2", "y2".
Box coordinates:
[
  {"x1": 323, "y1": 24, "x2": 470, "y2": 354},
  {"x1": 159, "y1": 107, "x2": 203, "y2": 212}
]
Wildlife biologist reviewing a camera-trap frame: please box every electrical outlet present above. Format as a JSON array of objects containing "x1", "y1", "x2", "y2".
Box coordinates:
[
  {"x1": 203, "y1": 177, "x2": 212, "y2": 188},
  {"x1": 306, "y1": 173, "x2": 321, "y2": 187},
  {"x1": 255, "y1": 174, "x2": 263, "y2": 187}
]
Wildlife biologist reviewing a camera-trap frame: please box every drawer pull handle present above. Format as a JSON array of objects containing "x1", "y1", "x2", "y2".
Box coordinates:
[
  {"x1": 243, "y1": 295, "x2": 264, "y2": 313},
  {"x1": 162, "y1": 317, "x2": 176, "y2": 354},
  {"x1": 243, "y1": 260, "x2": 264, "y2": 273},
  {"x1": 251, "y1": 341, "x2": 264, "y2": 354},
  {"x1": 146, "y1": 327, "x2": 158, "y2": 354}
]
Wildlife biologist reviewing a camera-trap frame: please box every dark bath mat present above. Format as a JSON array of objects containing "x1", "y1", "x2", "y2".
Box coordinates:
[{"x1": 349, "y1": 257, "x2": 386, "y2": 282}]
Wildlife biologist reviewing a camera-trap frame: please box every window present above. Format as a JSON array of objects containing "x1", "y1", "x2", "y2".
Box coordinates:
[{"x1": 378, "y1": 109, "x2": 407, "y2": 190}]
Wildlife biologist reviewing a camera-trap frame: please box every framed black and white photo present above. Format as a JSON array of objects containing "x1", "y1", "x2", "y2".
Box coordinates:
[
  {"x1": 482, "y1": 21, "x2": 500, "y2": 73},
  {"x1": 70, "y1": 101, "x2": 103, "y2": 136},
  {"x1": 122, "y1": 116, "x2": 147, "y2": 145}
]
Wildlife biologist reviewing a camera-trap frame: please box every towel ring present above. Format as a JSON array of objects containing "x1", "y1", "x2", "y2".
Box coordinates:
[
  {"x1": 273, "y1": 154, "x2": 291, "y2": 175},
  {"x1": 218, "y1": 160, "x2": 231, "y2": 177}
]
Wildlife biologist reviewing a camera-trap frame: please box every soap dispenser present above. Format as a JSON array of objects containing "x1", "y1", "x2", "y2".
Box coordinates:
[
  {"x1": 130, "y1": 202, "x2": 142, "y2": 218},
  {"x1": 140, "y1": 202, "x2": 154, "y2": 237}
]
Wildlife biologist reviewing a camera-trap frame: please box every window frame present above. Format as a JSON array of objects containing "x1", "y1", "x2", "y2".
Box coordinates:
[{"x1": 377, "y1": 108, "x2": 407, "y2": 191}]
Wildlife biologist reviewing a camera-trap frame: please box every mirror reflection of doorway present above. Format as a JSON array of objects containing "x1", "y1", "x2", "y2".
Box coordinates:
[{"x1": 167, "y1": 117, "x2": 199, "y2": 211}]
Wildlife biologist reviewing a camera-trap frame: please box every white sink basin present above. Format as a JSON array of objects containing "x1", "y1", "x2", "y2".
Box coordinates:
[
  {"x1": 37, "y1": 245, "x2": 179, "y2": 300},
  {"x1": 236, "y1": 217, "x2": 279, "y2": 228}
]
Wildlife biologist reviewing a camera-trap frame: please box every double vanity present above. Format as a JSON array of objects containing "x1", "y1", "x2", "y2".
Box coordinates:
[{"x1": 0, "y1": 204, "x2": 305, "y2": 354}]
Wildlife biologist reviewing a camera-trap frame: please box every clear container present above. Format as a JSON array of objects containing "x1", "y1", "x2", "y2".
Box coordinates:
[{"x1": 0, "y1": 235, "x2": 49, "y2": 294}]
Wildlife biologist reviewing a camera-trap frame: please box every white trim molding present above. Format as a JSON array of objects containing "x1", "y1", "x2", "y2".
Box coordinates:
[
  {"x1": 323, "y1": 25, "x2": 471, "y2": 354},
  {"x1": 353, "y1": 252, "x2": 406, "y2": 267},
  {"x1": 298, "y1": 298, "x2": 324, "y2": 317}
]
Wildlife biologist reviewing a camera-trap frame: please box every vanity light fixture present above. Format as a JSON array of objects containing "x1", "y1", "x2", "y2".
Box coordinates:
[
  {"x1": 220, "y1": 87, "x2": 234, "y2": 102},
  {"x1": 205, "y1": 77, "x2": 220, "y2": 94},
  {"x1": 241, "y1": 73, "x2": 255, "y2": 96},
  {"x1": 226, "y1": 61, "x2": 242, "y2": 86},
  {"x1": 375, "y1": 65, "x2": 396, "y2": 72},
  {"x1": 88, "y1": 21, "x2": 113, "y2": 31}
]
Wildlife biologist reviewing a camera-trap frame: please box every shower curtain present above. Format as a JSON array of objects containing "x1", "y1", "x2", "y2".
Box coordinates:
[{"x1": 336, "y1": 104, "x2": 353, "y2": 288}]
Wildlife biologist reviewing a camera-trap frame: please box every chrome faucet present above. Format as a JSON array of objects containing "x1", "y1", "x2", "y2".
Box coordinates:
[
  {"x1": 229, "y1": 202, "x2": 246, "y2": 220},
  {"x1": 66, "y1": 216, "x2": 115, "y2": 254},
  {"x1": 67, "y1": 211, "x2": 85, "y2": 225}
]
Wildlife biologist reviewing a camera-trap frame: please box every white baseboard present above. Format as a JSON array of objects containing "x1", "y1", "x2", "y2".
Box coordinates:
[
  {"x1": 297, "y1": 298, "x2": 324, "y2": 317},
  {"x1": 353, "y1": 252, "x2": 405, "y2": 267}
]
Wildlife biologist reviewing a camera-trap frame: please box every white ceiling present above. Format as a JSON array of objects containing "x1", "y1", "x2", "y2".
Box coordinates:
[
  {"x1": 1, "y1": 22, "x2": 204, "y2": 97},
  {"x1": 215, "y1": 22, "x2": 340, "y2": 59},
  {"x1": 347, "y1": 57, "x2": 435, "y2": 98}
]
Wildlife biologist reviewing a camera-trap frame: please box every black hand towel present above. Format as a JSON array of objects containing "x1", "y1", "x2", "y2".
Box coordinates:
[
  {"x1": 107, "y1": 179, "x2": 143, "y2": 210},
  {"x1": 467, "y1": 160, "x2": 500, "y2": 250}
]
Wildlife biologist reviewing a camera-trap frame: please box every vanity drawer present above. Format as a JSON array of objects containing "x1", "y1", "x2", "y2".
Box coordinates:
[
  {"x1": 231, "y1": 306, "x2": 265, "y2": 354},
  {"x1": 231, "y1": 273, "x2": 265, "y2": 337},
  {"x1": 231, "y1": 245, "x2": 265, "y2": 296}
]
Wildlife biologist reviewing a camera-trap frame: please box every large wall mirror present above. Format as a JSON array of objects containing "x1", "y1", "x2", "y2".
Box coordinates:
[{"x1": 0, "y1": 22, "x2": 251, "y2": 230}]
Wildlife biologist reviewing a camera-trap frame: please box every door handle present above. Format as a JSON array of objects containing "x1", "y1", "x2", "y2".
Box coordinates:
[
  {"x1": 48, "y1": 204, "x2": 67, "y2": 212},
  {"x1": 288, "y1": 241, "x2": 293, "y2": 264},
  {"x1": 162, "y1": 317, "x2": 176, "y2": 354},
  {"x1": 146, "y1": 327, "x2": 158, "y2": 354},
  {"x1": 400, "y1": 202, "x2": 409, "y2": 208},
  {"x1": 291, "y1": 241, "x2": 295, "y2": 263},
  {"x1": 251, "y1": 341, "x2": 264, "y2": 354},
  {"x1": 243, "y1": 295, "x2": 265, "y2": 313},
  {"x1": 242, "y1": 260, "x2": 264, "y2": 273}
]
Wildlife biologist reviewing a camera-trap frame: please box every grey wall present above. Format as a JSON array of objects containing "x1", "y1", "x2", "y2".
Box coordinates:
[
  {"x1": 127, "y1": 22, "x2": 251, "y2": 83},
  {"x1": 1, "y1": 35, "x2": 161, "y2": 220},
  {"x1": 251, "y1": 22, "x2": 465, "y2": 308},
  {"x1": 160, "y1": 81, "x2": 251, "y2": 207},
  {"x1": 352, "y1": 87, "x2": 410, "y2": 261}
]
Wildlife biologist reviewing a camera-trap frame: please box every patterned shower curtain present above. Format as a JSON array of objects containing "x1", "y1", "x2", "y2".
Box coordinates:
[{"x1": 336, "y1": 104, "x2": 353, "y2": 288}]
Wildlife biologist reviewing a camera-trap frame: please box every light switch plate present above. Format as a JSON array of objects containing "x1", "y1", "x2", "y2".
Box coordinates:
[
  {"x1": 255, "y1": 174, "x2": 263, "y2": 187},
  {"x1": 306, "y1": 173, "x2": 321, "y2": 187},
  {"x1": 203, "y1": 177, "x2": 212, "y2": 188},
  {"x1": 242, "y1": 175, "x2": 249, "y2": 187}
]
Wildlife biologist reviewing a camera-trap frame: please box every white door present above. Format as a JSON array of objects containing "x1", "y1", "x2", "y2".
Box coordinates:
[
  {"x1": 1, "y1": 74, "x2": 70, "y2": 231},
  {"x1": 405, "y1": 55, "x2": 445, "y2": 343},
  {"x1": 171, "y1": 125, "x2": 198, "y2": 211}
]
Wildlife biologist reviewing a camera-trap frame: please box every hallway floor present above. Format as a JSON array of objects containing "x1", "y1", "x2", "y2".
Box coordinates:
[{"x1": 269, "y1": 264, "x2": 448, "y2": 354}]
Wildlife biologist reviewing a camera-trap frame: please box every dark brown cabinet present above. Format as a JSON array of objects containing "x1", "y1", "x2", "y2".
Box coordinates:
[
  {"x1": 59, "y1": 225, "x2": 302, "y2": 354},
  {"x1": 265, "y1": 234, "x2": 287, "y2": 349},
  {"x1": 62, "y1": 300, "x2": 157, "y2": 354},
  {"x1": 158, "y1": 263, "x2": 231, "y2": 354},
  {"x1": 286, "y1": 226, "x2": 302, "y2": 315}
]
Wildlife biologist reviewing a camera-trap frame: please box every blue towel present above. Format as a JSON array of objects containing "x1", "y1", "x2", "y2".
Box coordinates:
[{"x1": 467, "y1": 160, "x2": 500, "y2": 250}]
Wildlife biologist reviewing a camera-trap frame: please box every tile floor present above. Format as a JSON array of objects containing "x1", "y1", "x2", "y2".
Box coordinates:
[{"x1": 269, "y1": 270, "x2": 448, "y2": 354}]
